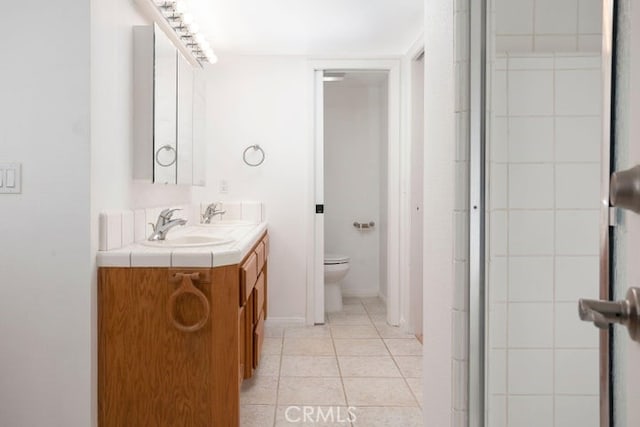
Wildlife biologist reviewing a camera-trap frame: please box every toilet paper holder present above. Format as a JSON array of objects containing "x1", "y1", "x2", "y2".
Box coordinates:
[{"x1": 353, "y1": 221, "x2": 375, "y2": 230}]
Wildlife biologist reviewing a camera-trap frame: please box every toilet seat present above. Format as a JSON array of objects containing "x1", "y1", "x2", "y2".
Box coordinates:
[{"x1": 324, "y1": 254, "x2": 350, "y2": 265}]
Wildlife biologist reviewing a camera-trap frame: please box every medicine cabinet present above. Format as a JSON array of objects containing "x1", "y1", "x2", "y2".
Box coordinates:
[{"x1": 133, "y1": 23, "x2": 206, "y2": 186}]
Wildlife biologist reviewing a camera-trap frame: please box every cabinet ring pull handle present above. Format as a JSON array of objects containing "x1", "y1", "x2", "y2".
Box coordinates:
[{"x1": 167, "y1": 272, "x2": 210, "y2": 333}]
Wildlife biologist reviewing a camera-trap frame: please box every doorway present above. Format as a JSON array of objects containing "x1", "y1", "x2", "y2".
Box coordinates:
[{"x1": 307, "y1": 60, "x2": 401, "y2": 326}]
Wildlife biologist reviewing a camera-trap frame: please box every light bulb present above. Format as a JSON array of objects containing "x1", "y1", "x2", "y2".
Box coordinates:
[
  {"x1": 174, "y1": 1, "x2": 187, "y2": 14},
  {"x1": 187, "y1": 22, "x2": 200, "y2": 34}
]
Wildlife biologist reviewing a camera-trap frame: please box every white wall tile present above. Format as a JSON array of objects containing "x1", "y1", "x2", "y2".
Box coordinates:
[
  {"x1": 555, "y1": 69, "x2": 602, "y2": 115},
  {"x1": 454, "y1": 261, "x2": 469, "y2": 310},
  {"x1": 508, "y1": 349, "x2": 553, "y2": 394},
  {"x1": 555, "y1": 55, "x2": 601, "y2": 69},
  {"x1": 555, "y1": 117, "x2": 601, "y2": 162},
  {"x1": 535, "y1": 0, "x2": 578, "y2": 34},
  {"x1": 555, "y1": 396, "x2": 599, "y2": 427},
  {"x1": 130, "y1": 251, "x2": 171, "y2": 268},
  {"x1": 491, "y1": 211, "x2": 508, "y2": 256},
  {"x1": 508, "y1": 303, "x2": 553, "y2": 347},
  {"x1": 556, "y1": 163, "x2": 600, "y2": 209},
  {"x1": 578, "y1": 0, "x2": 602, "y2": 34},
  {"x1": 555, "y1": 302, "x2": 599, "y2": 348},
  {"x1": 490, "y1": 257, "x2": 507, "y2": 302},
  {"x1": 555, "y1": 256, "x2": 599, "y2": 301},
  {"x1": 508, "y1": 70, "x2": 554, "y2": 116},
  {"x1": 496, "y1": 36, "x2": 534, "y2": 53},
  {"x1": 509, "y1": 211, "x2": 554, "y2": 255},
  {"x1": 106, "y1": 212, "x2": 122, "y2": 251},
  {"x1": 456, "y1": 162, "x2": 470, "y2": 211},
  {"x1": 555, "y1": 349, "x2": 599, "y2": 394},
  {"x1": 493, "y1": 70, "x2": 508, "y2": 116},
  {"x1": 488, "y1": 349, "x2": 507, "y2": 394},
  {"x1": 534, "y1": 35, "x2": 577, "y2": 52},
  {"x1": 490, "y1": 303, "x2": 507, "y2": 348},
  {"x1": 97, "y1": 251, "x2": 132, "y2": 267},
  {"x1": 122, "y1": 211, "x2": 134, "y2": 247},
  {"x1": 221, "y1": 201, "x2": 242, "y2": 220},
  {"x1": 508, "y1": 396, "x2": 553, "y2": 427},
  {"x1": 453, "y1": 359, "x2": 468, "y2": 410},
  {"x1": 509, "y1": 164, "x2": 554, "y2": 209},
  {"x1": 134, "y1": 209, "x2": 147, "y2": 242},
  {"x1": 452, "y1": 311, "x2": 468, "y2": 360},
  {"x1": 495, "y1": 0, "x2": 534, "y2": 34},
  {"x1": 456, "y1": 112, "x2": 470, "y2": 161},
  {"x1": 508, "y1": 257, "x2": 554, "y2": 301},
  {"x1": 508, "y1": 117, "x2": 554, "y2": 162},
  {"x1": 508, "y1": 56, "x2": 554, "y2": 70},
  {"x1": 490, "y1": 117, "x2": 508, "y2": 162},
  {"x1": 171, "y1": 251, "x2": 213, "y2": 268},
  {"x1": 488, "y1": 395, "x2": 507, "y2": 427},
  {"x1": 490, "y1": 163, "x2": 507, "y2": 210},
  {"x1": 555, "y1": 210, "x2": 599, "y2": 255},
  {"x1": 578, "y1": 35, "x2": 602, "y2": 52},
  {"x1": 454, "y1": 212, "x2": 469, "y2": 261},
  {"x1": 98, "y1": 213, "x2": 108, "y2": 251}
]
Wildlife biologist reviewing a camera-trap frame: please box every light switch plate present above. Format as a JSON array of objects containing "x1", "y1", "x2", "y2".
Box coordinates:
[{"x1": 0, "y1": 163, "x2": 21, "y2": 194}]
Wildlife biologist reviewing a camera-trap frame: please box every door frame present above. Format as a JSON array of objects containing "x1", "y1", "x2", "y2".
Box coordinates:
[
  {"x1": 306, "y1": 59, "x2": 402, "y2": 326},
  {"x1": 402, "y1": 38, "x2": 427, "y2": 336}
]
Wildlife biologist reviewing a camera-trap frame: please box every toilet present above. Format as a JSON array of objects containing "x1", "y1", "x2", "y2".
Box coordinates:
[{"x1": 324, "y1": 254, "x2": 350, "y2": 313}]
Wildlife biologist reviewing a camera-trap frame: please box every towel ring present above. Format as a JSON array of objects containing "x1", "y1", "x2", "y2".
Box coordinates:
[
  {"x1": 155, "y1": 144, "x2": 177, "y2": 167},
  {"x1": 243, "y1": 144, "x2": 265, "y2": 167}
]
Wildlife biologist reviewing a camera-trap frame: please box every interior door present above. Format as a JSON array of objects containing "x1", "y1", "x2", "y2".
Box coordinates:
[
  {"x1": 610, "y1": 0, "x2": 640, "y2": 424},
  {"x1": 578, "y1": 1, "x2": 640, "y2": 425},
  {"x1": 313, "y1": 69, "x2": 325, "y2": 324}
]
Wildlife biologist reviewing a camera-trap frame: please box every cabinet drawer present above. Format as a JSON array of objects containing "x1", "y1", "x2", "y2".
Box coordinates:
[
  {"x1": 256, "y1": 242, "x2": 265, "y2": 273},
  {"x1": 240, "y1": 252, "x2": 258, "y2": 305},
  {"x1": 253, "y1": 272, "x2": 265, "y2": 320},
  {"x1": 253, "y1": 312, "x2": 265, "y2": 369}
]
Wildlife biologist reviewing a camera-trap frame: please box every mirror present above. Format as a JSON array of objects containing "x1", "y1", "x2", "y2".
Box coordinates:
[
  {"x1": 154, "y1": 26, "x2": 178, "y2": 184},
  {"x1": 133, "y1": 23, "x2": 206, "y2": 186},
  {"x1": 177, "y1": 52, "x2": 193, "y2": 185}
]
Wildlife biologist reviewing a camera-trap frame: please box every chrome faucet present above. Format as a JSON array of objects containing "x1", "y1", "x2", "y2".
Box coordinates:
[
  {"x1": 201, "y1": 202, "x2": 226, "y2": 224},
  {"x1": 148, "y1": 208, "x2": 187, "y2": 241}
]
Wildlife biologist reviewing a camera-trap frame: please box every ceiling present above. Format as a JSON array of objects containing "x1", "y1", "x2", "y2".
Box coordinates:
[{"x1": 187, "y1": 0, "x2": 424, "y2": 56}]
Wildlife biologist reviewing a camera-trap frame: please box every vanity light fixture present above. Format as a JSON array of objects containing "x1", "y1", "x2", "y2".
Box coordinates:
[{"x1": 152, "y1": 0, "x2": 217, "y2": 64}]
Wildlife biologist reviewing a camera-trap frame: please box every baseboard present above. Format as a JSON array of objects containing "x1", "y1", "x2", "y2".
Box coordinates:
[
  {"x1": 378, "y1": 293, "x2": 388, "y2": 304},
  {"x1": 341, "y1": 289, "x2": 380, "y2": 298},
  {"x1": 264, "y1": 317, "x2": 306, "y2": 326}
]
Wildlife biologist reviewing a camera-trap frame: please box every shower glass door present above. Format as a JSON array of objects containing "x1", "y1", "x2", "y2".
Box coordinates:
[{"x1": 483, "y1": 1, "x2": 604, "y2": 425}]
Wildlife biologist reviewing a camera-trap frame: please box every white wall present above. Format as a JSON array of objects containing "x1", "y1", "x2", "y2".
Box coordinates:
[
  {"x1": 423, "y1": 0, "x2": 456, "y2": 426},
  {"x1": 0, "y1": 2, "x2": 92, "y2": 426},
  {"x1": 192, "y1": 55, "x2": 310, "y2": 320},
  {"x1": 494, "y1": 0, "x2": 602, "y2": 53},
  {"x1": 324, "y1": 78, "x2": 388, "y2": 298},
  {"x1": 487, "y1": 53, "x2": 601, "y2": 427}
]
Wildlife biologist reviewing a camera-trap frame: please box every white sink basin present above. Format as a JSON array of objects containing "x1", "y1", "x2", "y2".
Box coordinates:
[
  {"x1": 196, "y1": 220, "x2": 256, "y2": 227},
  {"x1": 141, "y1": 235, "x2": 234, "y2": 248}
]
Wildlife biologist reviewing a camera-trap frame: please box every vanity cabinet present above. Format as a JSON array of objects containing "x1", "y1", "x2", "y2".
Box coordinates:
[{"x1": 98, "y1": 232, "x2": 268, "y2": 426}]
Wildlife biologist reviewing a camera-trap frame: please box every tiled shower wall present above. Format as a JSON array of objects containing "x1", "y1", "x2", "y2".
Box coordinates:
[
  {"x1": 494, "y1": 0, "x2": 602, "y2": 53},
  {"x1": 487, "y1": 53, "x2": 601, "y2": 427},
  {"x1": 453, "y1": 0, "x2": 470, "y2": 425}
]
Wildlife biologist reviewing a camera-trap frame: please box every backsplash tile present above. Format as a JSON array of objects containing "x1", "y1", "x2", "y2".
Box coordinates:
[
  {"x1": 122, "y1": 211, "x2": 134, "y2": 247},
  {"x1": 99, "y1": 201, "x2": 265, "y2": 251}
]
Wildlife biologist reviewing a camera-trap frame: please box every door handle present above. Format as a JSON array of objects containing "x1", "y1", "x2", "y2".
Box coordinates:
[
  {"x1": 610, "y1": 165, "x2": 640, "y2": 213},
  {"x1": 578, "y1": 287, "x2": 640, "y2": 342}
]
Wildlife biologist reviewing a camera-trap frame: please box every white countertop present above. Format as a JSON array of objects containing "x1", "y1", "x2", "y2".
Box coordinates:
[{"x1": 97, "y1": 222, "x2": 267, "y2": 268}]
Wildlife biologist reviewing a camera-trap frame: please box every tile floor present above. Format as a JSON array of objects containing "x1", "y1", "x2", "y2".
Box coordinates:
[{"x1": 240, "y1": 297, "x2": 423, "y2": 427}]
